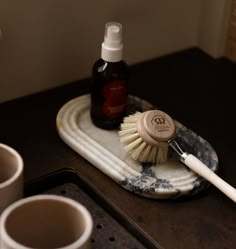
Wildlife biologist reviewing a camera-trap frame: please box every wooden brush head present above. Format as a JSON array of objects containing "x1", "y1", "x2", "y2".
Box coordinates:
[{"x1": 137, "y1": 110, "x2": 176, "y2": 145}]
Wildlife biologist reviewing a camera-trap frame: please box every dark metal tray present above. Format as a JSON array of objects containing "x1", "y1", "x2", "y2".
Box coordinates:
[{"x1": 24, "y1": 168, "x2": 158, "y2": 249}]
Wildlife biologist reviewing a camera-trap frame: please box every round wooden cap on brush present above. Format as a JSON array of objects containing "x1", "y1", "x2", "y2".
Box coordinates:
[{"x1": 143, "y1": 110, "x2": 176, "y2": 142}]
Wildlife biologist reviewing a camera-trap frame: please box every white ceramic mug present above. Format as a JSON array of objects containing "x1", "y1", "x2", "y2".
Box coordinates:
[
  {"x1": 0, "y1": 143, "x2": 24, "y2": 214},
  {"x1": 0, "y1": 195, "x2": 93, "y2": 249}
]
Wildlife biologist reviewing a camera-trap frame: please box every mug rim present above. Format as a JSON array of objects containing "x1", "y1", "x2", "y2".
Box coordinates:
[
  {"x1": 0, "y1": 194, "x2": 93, "y2": 249},
  {"x1": 0, "y1": 143, "x2": 24, "y2": 189}
]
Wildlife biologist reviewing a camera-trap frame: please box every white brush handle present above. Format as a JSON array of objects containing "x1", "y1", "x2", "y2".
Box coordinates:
[{"x1": 183, "y1": 154, "x2": 236, "y2": 203}]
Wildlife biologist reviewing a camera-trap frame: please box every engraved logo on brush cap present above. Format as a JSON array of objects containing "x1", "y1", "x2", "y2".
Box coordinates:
[{"x1": 151, "y1": 115, "x2": 171, "y2": 132}]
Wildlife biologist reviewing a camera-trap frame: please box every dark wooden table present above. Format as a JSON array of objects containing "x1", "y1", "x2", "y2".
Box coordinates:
[{"x1": 0, "y1": 48, "x2": 235, "y2": 249}]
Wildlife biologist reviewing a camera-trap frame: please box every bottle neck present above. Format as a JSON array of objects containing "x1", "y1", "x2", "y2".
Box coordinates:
[{"x1": 101, "y1": 43, "x2": 123, "y2": 62}]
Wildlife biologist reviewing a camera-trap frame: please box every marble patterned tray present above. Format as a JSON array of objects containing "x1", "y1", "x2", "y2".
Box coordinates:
[{"x1": 56, "y1": 94, "x2": 219, "y2": 199}]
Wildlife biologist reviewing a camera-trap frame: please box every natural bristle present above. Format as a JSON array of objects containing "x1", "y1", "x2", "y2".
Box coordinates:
[{"x1": 119, "y1": 111, "x2": 169, "y2": 164}]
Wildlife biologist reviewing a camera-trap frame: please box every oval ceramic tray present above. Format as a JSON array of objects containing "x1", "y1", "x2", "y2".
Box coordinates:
[{"x1": 56, "y1": 94, "x2": 219, "y2": 199}]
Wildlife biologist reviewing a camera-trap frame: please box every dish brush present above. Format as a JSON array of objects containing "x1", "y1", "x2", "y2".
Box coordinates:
[{"x1": 119, "y1": 110, "x2": 236, "y2": 202}]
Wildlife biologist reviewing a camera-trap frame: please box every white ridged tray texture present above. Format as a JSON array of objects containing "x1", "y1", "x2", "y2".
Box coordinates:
[{"x1": 56, "y1": 94, "x2": 218, "y2": 199}]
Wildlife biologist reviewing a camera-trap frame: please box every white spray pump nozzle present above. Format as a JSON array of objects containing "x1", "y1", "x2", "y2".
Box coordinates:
[
  {"x1": 104, "y1": 22, "x2": 122, "y2": 48},
  {"x1": 101, "y1": 22, "x2": 123, "y2": 62}
]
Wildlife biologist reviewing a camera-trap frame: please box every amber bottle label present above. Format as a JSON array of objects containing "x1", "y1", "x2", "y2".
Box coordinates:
[{"x1": 103, "y1": 80, "x2": 127, "y2": 118}]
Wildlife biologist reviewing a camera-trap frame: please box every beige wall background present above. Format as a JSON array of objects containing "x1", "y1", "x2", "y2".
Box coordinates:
[
  {"x1": 0, "y1": 0, "x2": 231, "y2": 103},
  {"x1": 198, "y1": 0, "x2": 232, "y2": 57}
]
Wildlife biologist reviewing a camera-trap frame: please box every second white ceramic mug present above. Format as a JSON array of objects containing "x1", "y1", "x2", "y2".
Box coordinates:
[
  {"x1": 0, "y1": 195, "x2": 93, "y2": 249},
  {"x1": 0, "y1": 143, "x2": 24, "y2": 214}
]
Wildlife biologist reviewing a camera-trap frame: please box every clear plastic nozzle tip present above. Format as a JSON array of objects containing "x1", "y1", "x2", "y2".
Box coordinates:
[
  {"x1": 104, "y1": 22, "x2": 122, "y2": 49},
  {"x1": 101, "y1": 22, "x2": 123, "y2": 62}
]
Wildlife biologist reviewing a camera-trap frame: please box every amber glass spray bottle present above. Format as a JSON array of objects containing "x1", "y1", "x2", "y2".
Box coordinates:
[{"x1": 90, "y1": 22, "x2": 129, "y2": 130}]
